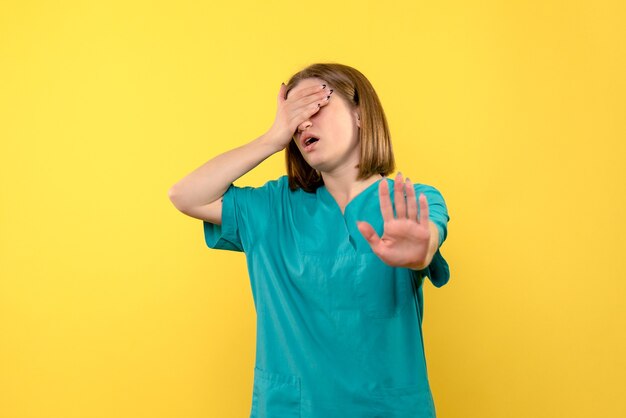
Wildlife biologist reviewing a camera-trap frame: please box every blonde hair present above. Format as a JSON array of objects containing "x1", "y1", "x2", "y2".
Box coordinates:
[{"x1": 283, "y1": 63, "x2": 396, "y2": 193}]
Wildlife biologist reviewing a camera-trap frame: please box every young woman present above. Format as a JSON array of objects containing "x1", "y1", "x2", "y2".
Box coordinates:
[{"x1": 169, "y1": 63, "x2": 450, "y2": 418}]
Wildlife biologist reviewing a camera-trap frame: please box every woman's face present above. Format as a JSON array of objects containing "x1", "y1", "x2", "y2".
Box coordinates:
[{"x1": 290, "y1": 77, "x2": 361, "y2": 174}]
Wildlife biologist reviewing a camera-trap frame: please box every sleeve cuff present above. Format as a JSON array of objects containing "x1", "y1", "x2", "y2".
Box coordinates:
[
  {"x1": 426, "y1": 249, "x2": 450, "y2": 287},
  {"x1": 202, "y1": 184, "x2": 244, "y2": 252}
]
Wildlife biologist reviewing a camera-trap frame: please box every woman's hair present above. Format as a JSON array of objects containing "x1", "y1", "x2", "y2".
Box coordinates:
[{"x1": 283, "y1": 63, "x2": 396, "y2": 193}]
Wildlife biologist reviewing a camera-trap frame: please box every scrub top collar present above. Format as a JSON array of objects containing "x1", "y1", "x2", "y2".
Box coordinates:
[{"x1": 317, "y1": 177, "x2": 386, "y2": 217}]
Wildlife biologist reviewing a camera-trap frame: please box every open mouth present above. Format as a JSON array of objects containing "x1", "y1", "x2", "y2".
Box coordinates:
[
  {"x1": 303, "y1": 137, "x2": 320, "y2": 152},
  {"x1": 304, "y1": 137, "x2": 319, "y2": 146}
]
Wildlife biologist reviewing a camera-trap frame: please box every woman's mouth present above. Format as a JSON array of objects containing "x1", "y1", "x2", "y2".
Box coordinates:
[{"x1": 303, "y1": 137, "x2": 319, "y2": 152}]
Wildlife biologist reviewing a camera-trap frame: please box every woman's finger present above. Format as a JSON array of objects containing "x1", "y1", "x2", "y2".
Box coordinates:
[
  {"x1": 406, "y1": 177, "x2": 417, "y2": 221},
  {"x1": 419, "y1": 193, "x2": 429, "y2": 225},
  {"x1": 378, "y1": 179, "x2": 394, "y2": 222},
  {"x1": 394, "y1": 172, "x2": 407, "y2": 219}
]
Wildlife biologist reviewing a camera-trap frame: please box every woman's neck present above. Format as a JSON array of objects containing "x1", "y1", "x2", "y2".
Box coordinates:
[{"x1": 321, "y1": 171, "x2": 383, "y2": 209}]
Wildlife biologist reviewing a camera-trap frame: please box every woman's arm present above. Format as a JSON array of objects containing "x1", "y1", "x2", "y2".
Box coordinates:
[
  {"x1": 169, "y1": 82, "x2": 333, "y2": 224},
  {"x1": 167, "y1": 131, "x2": 283, "y2": 224}
]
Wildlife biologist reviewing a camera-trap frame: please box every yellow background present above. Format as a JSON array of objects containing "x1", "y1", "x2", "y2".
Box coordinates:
[{"x1": 1, "y1": 1, "x2": 624, "y2": 417}]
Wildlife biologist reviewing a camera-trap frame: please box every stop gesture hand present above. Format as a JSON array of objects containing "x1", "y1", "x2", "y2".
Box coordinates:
[{"x1": 357, "y1": 172, "x2": 434, "y2": 270}]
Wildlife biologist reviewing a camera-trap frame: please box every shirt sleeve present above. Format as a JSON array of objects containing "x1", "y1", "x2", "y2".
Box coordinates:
[
  {"x1": 202, "y1": 178, "x2": 282, "y2": 253},
  {"x1": 414, "y1": 184, "x2": 451, "y2": 288}
]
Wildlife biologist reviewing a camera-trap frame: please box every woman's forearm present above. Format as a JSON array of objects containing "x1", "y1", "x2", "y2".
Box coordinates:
[{"x1": 168, "y1": 131, "x2": 283, "y2": 211}]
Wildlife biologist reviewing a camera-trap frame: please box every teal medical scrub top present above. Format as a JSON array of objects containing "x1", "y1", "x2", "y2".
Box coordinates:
[{"x1": 203, "y1": 175, "x2": 450, "y2": 418}]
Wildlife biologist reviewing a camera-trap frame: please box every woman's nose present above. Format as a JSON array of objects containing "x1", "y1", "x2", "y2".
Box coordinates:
[{"x1": 297, "y1": 120, "x2": 312, "y2": 133}]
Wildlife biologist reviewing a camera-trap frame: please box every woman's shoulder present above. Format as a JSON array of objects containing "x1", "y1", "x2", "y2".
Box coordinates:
[
  {"x1": 375, "y1": 177, "x2": 446, "y2": 203},
  {"x1": 410, "y1": 181, "x2": 445, "y2": 198},
  {"x1": 410, "y1": 180, "x2": 441, "y2": 190},
  {"x1": 236, "y1": 175, "x2": 309, "y2": 204},
  {"x1": 234, "y1": 175, "x2": 289, "y2": 192}
]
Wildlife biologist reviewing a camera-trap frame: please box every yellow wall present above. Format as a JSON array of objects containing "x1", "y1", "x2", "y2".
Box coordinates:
[{"x1": 1, "y1": 1, "x2": 624, "y2": 417}]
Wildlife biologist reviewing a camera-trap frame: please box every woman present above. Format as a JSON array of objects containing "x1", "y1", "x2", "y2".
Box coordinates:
[{"x1": 168, "y1": 63, "x2": 451, "y2": 418}]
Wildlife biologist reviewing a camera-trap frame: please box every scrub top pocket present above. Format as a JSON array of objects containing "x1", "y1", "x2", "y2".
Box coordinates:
[
  {"x1": 300, "y1": 251, "x2": 412, "y2": 320},
  {"x1": 354, "y1": 252, "x2": 413, "y2": 319},
  {"x1": 367, "y1": 383, "x2": 437, "y2": 418},
  {"x1": 251, "y1": 367, "x2": 301, "y2": 418}
]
